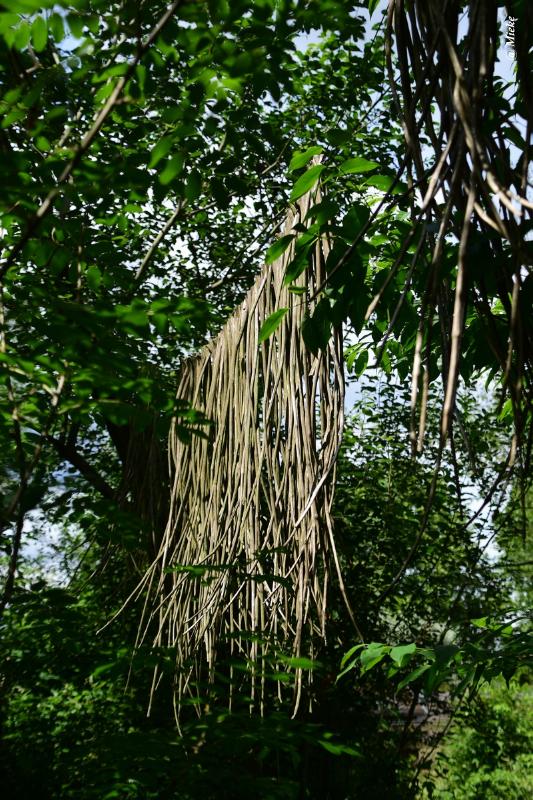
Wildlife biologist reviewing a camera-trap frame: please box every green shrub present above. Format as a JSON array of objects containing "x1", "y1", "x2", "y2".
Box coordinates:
[{"x1": 427, "y1": 681, "x2": 533, "y2": 799}]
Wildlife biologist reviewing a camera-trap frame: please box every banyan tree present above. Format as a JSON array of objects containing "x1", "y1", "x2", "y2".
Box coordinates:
[
  {"x1": 126, "y1": 1, "x2": 533, "y2": 717},
  {"x1": 1, "y1": 0, "x2": 531, "y2": 727}
]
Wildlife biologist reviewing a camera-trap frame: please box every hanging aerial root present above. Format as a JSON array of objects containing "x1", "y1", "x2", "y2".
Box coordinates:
[
  {"x1": 385, "y1": 0, "x2": 532, "y2": 450},
  {"x1": 136, "y1": 177, "x2": 346, "y2": 716}
]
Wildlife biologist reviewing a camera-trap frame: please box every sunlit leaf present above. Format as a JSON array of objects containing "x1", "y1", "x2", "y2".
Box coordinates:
[
  {"x1": 265, "y1": 234, "x2": 294, "y2": 265},
  {"x1": 31, "y1": 15, "x2": 47, "y2": 52},
  {"x1": 258, "y1": 308, "x2": 289, "y2": 343},
  {"x1": 390, "y1": 643, "x2": 416, "y2": 668},
  {"x1": 288, "y1": 146, "x2": 323, "y2": 172},
  {"x1": 339, "y1": 157, "x2": 378, "y2": 174},
  {"x1": 289, "y1": 164, "x2": 325, "y2": 202}
]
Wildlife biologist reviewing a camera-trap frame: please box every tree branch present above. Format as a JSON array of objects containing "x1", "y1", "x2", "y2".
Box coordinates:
[{"x1": 47, "y1": 436, "x2": 116, "y2": 501}]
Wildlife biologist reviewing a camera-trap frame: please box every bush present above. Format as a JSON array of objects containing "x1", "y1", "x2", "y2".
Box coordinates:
[{"x1": 427, "y1": 681, "x2": 533, "y2": 799}]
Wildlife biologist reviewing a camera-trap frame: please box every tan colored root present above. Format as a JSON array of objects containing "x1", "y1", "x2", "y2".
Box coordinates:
[{"x1": 137, "y1": 179, "x2": 345, "y2": 717}]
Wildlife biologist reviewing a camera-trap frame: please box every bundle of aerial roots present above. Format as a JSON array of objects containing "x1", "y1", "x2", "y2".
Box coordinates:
[{"x1": 131, "y1": 177, "x2": 350, "y2": 718}]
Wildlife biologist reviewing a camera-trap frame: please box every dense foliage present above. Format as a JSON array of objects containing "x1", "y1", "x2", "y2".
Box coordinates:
[
  {"x1": 428, "y1": 682, "x2": 533, "y2": 799},
  {"x1": 0, "y1": 1, "x2": 531, "y2": 797}
]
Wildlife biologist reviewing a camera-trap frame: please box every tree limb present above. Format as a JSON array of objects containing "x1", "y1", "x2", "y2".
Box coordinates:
[{"x1": 47, "y1": 436, "x2": 116, "y2": 501}]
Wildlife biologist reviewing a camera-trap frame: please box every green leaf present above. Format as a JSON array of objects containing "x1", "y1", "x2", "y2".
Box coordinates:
[
  {"x1": 397, "y1": 664, "x2": 431, "y2": 691},
  {"x1": 326, "y1": 127, "x2": 350, "y2": 146},
  {"x1": 368, "y1": 0, "x2": 381, "y2": 17},
  {"x1": 434, "y1": 644, "x2": 460, "y2": 667},
  {"x1": 346, "y1": 345, "x2": 368, "y2": 376},
  {"x1": 290, "y1": 164, "x2": 325, "y2": 202},
  {"x1": 4, "y1": 1, "x2": 56, "y2": 11},
  {"x1": 259, "y1": 308, "x2": 289, "y2": 343},
  {"x1": 340, "y1": 203, "x2": 370, "y2": 241},
  {"x1": 336, "y1": 660, "x2": 358, "y2": 682},
  {"x1": 305, "y1": 198, "x2": 339, "y2": 225},
  {"x1": 283, "y1": 249, "x2": 309, "y2": 285},
  {"x1": 12, "y1": 20, "x2": 30, "y2": 50},
  {"x1": 390, "y1": 643, "x2": 417, "y2": 668},
  {"x1": 149, "y1": 137, "x2": 174, "y2": 169},
  {"x1": 339, "y1": 156, "x2": 378, "y2": 174},
  {"x1": 31, "y1": 15, "x2": 47, "y2": 52},
  {"x1": 49, "y1": 12, "x2": 65, "y2": 43},
  {"x1": 35, "y1": 135, "x2": 50, "y2": 152},
  {"x1": 265, "y1": 234, "x2": 294, "y2": 265},
  {"x1": 86, "y1": 265, "x2": 102, "y2": 291},
  {"x1": 67, "y1": 12, "x2": 84, "y2": 39},
  {"x1": 360, "y1": 643, "x2": 388, "y2": 674},
  {"x1": 278, "y1": 656, "x2": 321, "y2": 670},
  {"x1": 93, "y1": 63, "x2": 130, "y2": 84},
  {"x1": 119, "y1": 309, "x2": 149, "y2": 327},
  {"x1": 337, "y1": 644, "x2": 366, "y2": 681},
  {"x1": 302, "y1": 298, "x2": 331, "y2": 354},
  {"x1": 185, "y1": 169, "x2": 202, "y2": 201},
  {"x1": 152, "y1": 313, "x2": 168, "y2": 335},
  {"x1": 288, "y1": 146, "x2": 323, "y2": 172},
  {"x1": 91, "y1": 661, "x2": 119, "y2": 679},
  {"x1": 365, "y1": 174, "x2": 405, "y2": 193},
  {"x1": 159, "y1": 155, "x2": 184, "y2": 185},
  {"x1": 340, "y1": 644, "x2": 365, "y2": 669},
  {"x1": 319, "y1": 739, "x2": 360, "y2": 757}
]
